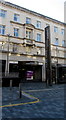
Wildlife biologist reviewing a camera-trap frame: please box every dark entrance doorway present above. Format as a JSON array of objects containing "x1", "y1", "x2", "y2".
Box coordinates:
[
  {"x1": 52, "y1": 64, "x2": 66, "y2": 84},
  {"x1": 58, "y1": 65, "x2": 66, "y2": 83},
  {"x1": 18, "y1": 61, "x2": 42, "y2": 82}
]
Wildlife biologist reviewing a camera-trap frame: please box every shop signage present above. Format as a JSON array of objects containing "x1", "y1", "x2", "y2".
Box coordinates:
[
  {"x1": 26, "y1": 71, "x2": 33, "y2": 80},
  {"x1": 9, "y1": 61, "x2": 18, "y2": 64}
]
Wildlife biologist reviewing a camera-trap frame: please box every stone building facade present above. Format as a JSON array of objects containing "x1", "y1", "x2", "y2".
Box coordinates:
[{"x1": 0, "y1": 0, "x2": 66, "y2": 85}]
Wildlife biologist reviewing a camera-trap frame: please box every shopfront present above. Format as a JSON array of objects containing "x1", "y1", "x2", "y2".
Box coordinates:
[
  {"x1": 52, "y1": 64, "x2": 66, "y2": 84},
  {"x1": 18, "y1": 61, "x2": 42, "y2": 82},
  {"x1": 57, "y1": 64, "x2": 66, "y2": 83},
  {"x1": 2, "y1": 60, "x2": 43, "y2": 86}
]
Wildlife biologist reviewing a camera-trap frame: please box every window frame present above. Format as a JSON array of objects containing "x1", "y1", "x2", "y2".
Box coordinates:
[
  {"x1": 14, "y1": 14, "x2": 20, "y2": 22},
  {"x1": 36, "y1": 21, "x2": 41, "y2": 28},
  {"x1": 14, "y1": 28, "x2": 19, "y2": 37},
  {"x1": 61, "y1": 29, "x2": 64, "y2": 35},
  {"x1": 0, "y1": 9, "x2": 6, "y2": 18},
  {"x1": 62, "y1": 40, "x2": 65, "y2": 46},
  {"x1": 26, "y1": 30, "x2": 31, "y2": 39},
  {"x1": 26, "y1": 17, "x2": 31, "y2": 24},
  {"x1": 54, "y1": 38, "x2": 59, "y2": 46},
  {"x1": 0, "y1": 25, "x2": 5, "y2": 35},
  {"x1": 36, "y1": 33, "x2": 41, "y2": 42},
  {"x1": 54, "y1": 26, "x2": 58, "y2": 33}
]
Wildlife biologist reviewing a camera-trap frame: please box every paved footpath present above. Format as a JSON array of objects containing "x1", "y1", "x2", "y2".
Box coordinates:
[{"x1": 0, "y1": 83, "x2": 65, "y2": 119}]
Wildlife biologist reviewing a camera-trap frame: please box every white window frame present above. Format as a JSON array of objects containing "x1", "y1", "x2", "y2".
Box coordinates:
[
  {"x1": 0, "y1": 25, "x2": 5, "y2": 35},
  {"x1": 26, "y1": 30, "x2": 31, "y2": 39},
  {"x1": 62, "y1": 40, "x2": 65, "y2": 46},
  {"x1": 0, "y1": 9, "x2": 6, "y2": 18},
  {"x1": 36, "y1": 33, "x2": 41, "y2": 42},
  {"x1": 61, "y1": 29, "x2": 64, "y2": 35},
  {"x1": 14, "y1": 28, "x2": 19, "y2": 37},
  {"x1": 13, "y1": 44, "x2": 17, "y2": 52},
  {"x1": 54, "y1": 38, "x2": 59, "y2": 46},
  {"x1": 26, "y1": 17, "x2": 31, "y2": 24},
  {"x1": 14, "y1": 14, "x2": 20, "y2": 22},
  {"x1": 54, "y1": 26, "x2": 58, "y2": 33},
  {"x1": 36, "y1": 21, "x2": 41, "y2": 28}
]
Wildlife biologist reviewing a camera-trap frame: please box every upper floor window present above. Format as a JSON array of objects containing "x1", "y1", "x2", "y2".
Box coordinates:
[
  {"x1": 13, "y1": 44, "x2": 17, "y2": 52},
  {"x1": 62, "y1": 40, "x2": 65, "y2": 46},
  {"x1": 36, "y1": 33, "x2": 41, "y2": 42},
  {"x1": 46, "y1": 24, "x2": 49, "y2": 27},
  {"x1": 0, "y1": 25, "x2": 5, "y2": 35},
  {"x1": 54, "y1": 26, "x2": 58, "y2": 33},
  {"x1": 61, "y1": 29, "x2": 64, "y2": 35},
  {"x1": 26, "y1": 17, "x2": 31, "y2": 24},
  {"x1": 54, "y1": 38, "x2": 59, "y2": 46},
  {"x1": 36, "y1": 21, "x2": 41, "y2": 28},
  {"x1": 14, "y1": 28, "x2": 19, "y2": 37},
  {"x1": 0, "y1": 9, "x2": 6, "y2": 18},
  {"x1": 26, "y1": 30, "x2": 31, "y2": 39},
  {"x1": 14, "y1": 14, "x2": 20, "y2": 22}
]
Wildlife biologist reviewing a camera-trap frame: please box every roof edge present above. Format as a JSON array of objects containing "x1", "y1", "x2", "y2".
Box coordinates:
[{"x1": 0, "y1": 0, "x2": 65, "y2": 25}]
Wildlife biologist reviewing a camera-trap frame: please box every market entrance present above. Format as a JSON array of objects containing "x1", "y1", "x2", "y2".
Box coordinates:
[{"x1": 18, "y1": 61, "x2": 42, "y2": 82}]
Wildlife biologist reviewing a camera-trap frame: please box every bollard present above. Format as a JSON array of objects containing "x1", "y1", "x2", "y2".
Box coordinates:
[
  {"x1": 10, "y1": 80, "x2": 12, "y2": 90},
  {"x1": 10, "y1": 80, "x2": 12, "y2": 104},
  {"x1": 19, "y1": 83, "x2": 22, "y2": 98}
]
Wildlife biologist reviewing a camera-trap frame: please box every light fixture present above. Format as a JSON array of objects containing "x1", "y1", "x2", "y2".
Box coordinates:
[
  {"x1": 33, "y1": 56, "x2": 36, "y2": 59},
  {"x1": 27, "y1": 55, "x2": 31, "y2": 58},
  {"x1": 17, "y1": 54, "x2": 20, "y2": 56},
  {"x1": 9, "y1": 53, "x2": 11, "y2": 56}
]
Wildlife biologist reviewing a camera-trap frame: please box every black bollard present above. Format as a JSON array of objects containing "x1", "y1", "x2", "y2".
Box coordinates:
[
  {"x1": 10, "y1": 80, "x2": 12, "y2": 90},
  {"x1": 10, "y1": 80, "x2": 12, "y2": 104},
  {"x1": 19, "y1": 83, "x2": 22, "y2": 98}
]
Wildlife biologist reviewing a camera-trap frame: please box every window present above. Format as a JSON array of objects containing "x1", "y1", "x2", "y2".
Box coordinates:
[
  {"x1": 0, "y1": 9, "x2": 6, "y2": 18},
  {"x1": 36, "y1": 33, "x2": 41, "y2": 42},
  {"x1": 14, "y1": 28, "x2": 19, "y2": 37},
  {"x1": 0, "y1": 25, "x2": 5, "y2": 35},
  {"x1": 54, "y1": 38, "x2": 59, "y2": 45},
  {"x1": 36, "y1": 21, "x2": 41, "y2": 28},
  {"x1": 61, "y1": 29, "x2": 64, "y2": 35},
  {"x1": 14, "y1": 14, "x2": 20, "y2": 22},
  {"x1": 62, "y1": 40, "x2": 65, "y2": 46},
  {"x1": 26, "y1": 17, "x2": 31, "y2": 24},
  {"x1": 46, "y1": 24, "x2": 49, "y2": 27},
  {"x1": 13, "y1": 44, "x2": 17, "y2": 52},
  {"x1": 54, "y1": 26, "x2": 58, "y2": 33},
  {"x1": 26, "y1": 30, "x2": 31, "y2": 39}
]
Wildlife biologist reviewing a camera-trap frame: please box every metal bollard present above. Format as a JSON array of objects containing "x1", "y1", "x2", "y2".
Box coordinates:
[
  {"x1": 10, "y1": 80, "x2": 12, "y2": 90},
  {"x1": 19, "y1": 83, "x2": 22, "y2": 99},
  {"x1": 10, "y1": 80, "x2": 12, "y2": 104}
]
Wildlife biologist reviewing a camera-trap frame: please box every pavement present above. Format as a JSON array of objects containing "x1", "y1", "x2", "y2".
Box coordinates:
[{"x1": 0, "y1": 82, "x2": 65, "y2": 119}]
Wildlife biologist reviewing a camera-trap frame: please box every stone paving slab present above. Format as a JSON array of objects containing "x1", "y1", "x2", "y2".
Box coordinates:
[{"x1": 1, "y1": 83, "x2": 65, "y2": 119}]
